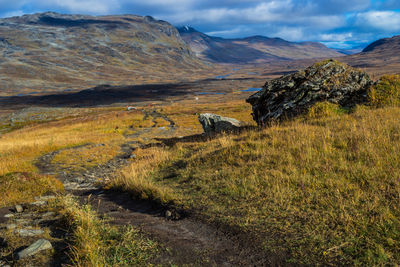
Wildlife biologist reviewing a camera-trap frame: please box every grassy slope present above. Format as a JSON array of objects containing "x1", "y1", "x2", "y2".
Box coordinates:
[
  {"x1": 0, "y1": 108, "x2": 153, "y2": 207},
  {"x1": 113, "y1": 105, "x2": 400, "y2": 265},
  {"x1": 2, "y1": 93, "x2": 400, "y2": 265}
]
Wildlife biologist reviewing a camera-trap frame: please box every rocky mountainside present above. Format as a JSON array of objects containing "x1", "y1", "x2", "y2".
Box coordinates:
[
  {"x1": 177, "y1": 26, "x2": 345, "y2": 64},
  {"x1": 0, "y1": 12, "x2": 208, "y2": 96},
  {"x1": 342, "y1": 35, "x2": 400, "y2": 76},
  {"x1": 247, "y1": 60, "x2": 373, "y2": 124}
]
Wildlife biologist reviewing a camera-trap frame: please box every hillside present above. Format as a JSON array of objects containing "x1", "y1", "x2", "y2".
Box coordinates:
[
  {"x1": 0, "y1": 12, "x2": 210, "y2": 96},
  {"x1": 177, "y1": 26, "x2": 345, "y2": 63},
  {"x1": 342, "y1": 35, "x2": 400, "y2": 76}
]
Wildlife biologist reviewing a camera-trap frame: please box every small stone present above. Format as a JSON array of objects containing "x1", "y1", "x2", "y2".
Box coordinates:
[
  {"x1": 129, "y1": 154, "x2": 137, "y2": 159},
  {"x1": 6, "y1": 224, "x2": 16, "y2": 230},
  {"x1": 165, "y1": 210, "x2": 172, "y2": 219},
  {"x1": 21, "y1": 213, "x2": 36, "y2": 218},
  {"x1": 34, "y1": 195, "x2": 55, "y2": 201},
  {"x1": 31, "y1": 201, "x2": 47, "y2": 206},
  {"x1": 15, "y1": 205, "x2": 23, "y2": 213},
  {"x1": 41, "y1": 212, "x2": 55, "y2": 218},
  {"x1": 4, "y1": 214, "x2": 14, "y2": 218},
  {"x1": 15, "y1": 229, "x2": 44, "y2": 237},
  {"x1": 15, "y1": 219, "x2": 30, "y2": 225},
  {"x1": 17, "y1": 239, "x2": 53, "y2": 259}
]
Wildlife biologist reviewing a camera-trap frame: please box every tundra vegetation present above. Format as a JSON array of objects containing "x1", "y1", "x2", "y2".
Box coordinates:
[{"x1": 1, "y1": 70, "x2": 400, "y2": 265}]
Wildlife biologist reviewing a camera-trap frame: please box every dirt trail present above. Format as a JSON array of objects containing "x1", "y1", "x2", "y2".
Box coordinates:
[{"x1": 35, "y1": 109, "x2": 263, "y2": 266}]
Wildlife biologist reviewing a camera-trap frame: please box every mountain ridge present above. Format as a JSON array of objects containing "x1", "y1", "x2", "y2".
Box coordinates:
[
  {"x1": 0, "y1": 12, "x2": 209, "y2": 96},
  {"x1": 177, "y1": 26, "x2": 346, "y2": 63}
]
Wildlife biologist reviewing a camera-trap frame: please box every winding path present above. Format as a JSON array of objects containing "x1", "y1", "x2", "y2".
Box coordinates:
[{"x1": 34, "y1": 109, "x2": 261, "y2": 266}]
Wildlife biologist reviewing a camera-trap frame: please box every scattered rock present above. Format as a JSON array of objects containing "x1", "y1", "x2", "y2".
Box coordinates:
[
  {"x1": 15, "y1": 219, "x2": 30, "y2": 226},
  {"x1": 34, "y1": 195, "x2": 56, "y2": 201},
  {"x1": 15, "y1": 205, "x2": 23, "y2": 213},
  {"x1": 17, "y1": 239, "x2": 53, "y2": 259},
  {"x1": 6, "y1": 224, "x2": 16, "y2": 230},
  {"x1": 31, "y1": 201, "x2": 47, "y2": 206},
  {"x1": 246, "y1": 59, "x2": 374, "y2": 124},
  {"x1": 15, "y1": 229, "x2": 44, "y2": 237},
  {"x1": 165, "y1": 210, "x2": 172, "y2": 219},
  {"x1": 41, "y1": 212, "x2": 56, "y2": 218},
  {"x1": 165, "y1": 210, "x2": 181, "y2": 220},
  {"x1": 198, "y1": 113, "x2": 241, "y2": 134}
]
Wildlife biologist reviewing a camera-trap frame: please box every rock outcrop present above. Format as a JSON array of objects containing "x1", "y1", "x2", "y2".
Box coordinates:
[
  {"x1": 246, "y1": 60, "x2": 373, "y2": 124},
  {"x1": 198, "y1": 113, "x2": 241, "y2": 134}
]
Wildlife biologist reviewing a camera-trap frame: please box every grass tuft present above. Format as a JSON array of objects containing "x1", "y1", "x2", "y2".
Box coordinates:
[{"x1": 58, "y1": 195, "x2": 158, "y2": 266}]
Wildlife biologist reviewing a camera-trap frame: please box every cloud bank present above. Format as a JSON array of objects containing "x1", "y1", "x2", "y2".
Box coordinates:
[{"x1": 0, "y1": 0, "x2": 399, "y2": 48}]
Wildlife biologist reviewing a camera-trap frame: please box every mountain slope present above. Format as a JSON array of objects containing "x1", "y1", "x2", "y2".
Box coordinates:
[
  {"x1": 0, "y1": 13, "x2": 209, "y2": 96},
  {"x1": 342, "y1": 35, "x2": 400, "y2": 75},
  {"x1": 177, "y1": 26, "x2": 345, "y2": 64}
]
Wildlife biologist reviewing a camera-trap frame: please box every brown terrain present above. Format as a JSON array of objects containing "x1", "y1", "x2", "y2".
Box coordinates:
[
  {"x1": 341, "y1": 35, "x2": 400, "y2": 76},
  {"x1": 0, "y1": 12, "x2": 212, "y2": 96},
  {"x1": 177, "y1": 26, "x2": 346, "y2": 63},
  {"x1": 1, "y1": 11, "x2": 400, "y2": 266}
]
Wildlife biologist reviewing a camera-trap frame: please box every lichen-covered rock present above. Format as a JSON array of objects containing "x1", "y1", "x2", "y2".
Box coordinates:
[
  {"x1": 16, "y1": 239, "x2": 52, "y2": 259},
  {"x1": 246, "y1": 59, "x2": 374, "y2": 124},
  {"x1": 198, "y1": 113, "x2": 241, "y2": 134}
]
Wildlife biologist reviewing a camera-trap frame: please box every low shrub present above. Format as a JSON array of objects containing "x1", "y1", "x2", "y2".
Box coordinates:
[
  {"x1": 307, "y1": 101, "x2": 343, "y2": 118},
  {"x1": 368, "y1": 74, "x2": 400, "y2": 107}
]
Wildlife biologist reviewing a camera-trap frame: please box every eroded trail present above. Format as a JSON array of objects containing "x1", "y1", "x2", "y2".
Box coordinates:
[{"x1": 34, "y1": 110, "x2": 260, "y2": 266}]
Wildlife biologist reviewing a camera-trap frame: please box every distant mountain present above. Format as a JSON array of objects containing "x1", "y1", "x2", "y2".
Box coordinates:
[
  {"x1": 177, "y1": 26, "x2": 346, "y2": 64},
  {"x1": 362, "y1": 35, "x2": 400, "y2": 53},
  {"x1": 342, "y1": 35, "x2": 400, "y2": 75},
  {"x1": 0, "y1": 13, "x2": 207, "y2": 95}
]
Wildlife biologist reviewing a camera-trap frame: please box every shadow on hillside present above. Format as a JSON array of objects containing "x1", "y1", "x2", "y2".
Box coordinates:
[{"x1": 0, "y1": 78, "x2": 257, "y2": 109}]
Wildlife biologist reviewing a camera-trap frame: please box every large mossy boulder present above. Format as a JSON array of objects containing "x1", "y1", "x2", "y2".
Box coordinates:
[{"x1": 246, "y1": 59, "x2": 374, "y2": 124}]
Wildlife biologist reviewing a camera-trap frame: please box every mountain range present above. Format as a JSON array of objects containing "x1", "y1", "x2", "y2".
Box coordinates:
[
  {"x1": 0, "y1": 12, "x2": 399, "y2": 96},
  {"x1": 0, "y1": 12, "x2": 209, "y2": 95},
  {"x1": 177, "y1": 26, "x2": 346, "y2": 64}
]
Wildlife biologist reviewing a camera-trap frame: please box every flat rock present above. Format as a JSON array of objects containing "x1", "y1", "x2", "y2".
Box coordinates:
[
  {"x1": 15, "y1": 219, "x2": 30, "y2": 225},
  {"x1": 15, "y1": 229, "x2": 44, "y2": 237},
  {"x1": 41, "y1": 212, "x2": 56, "y2": 218},
  {"x1": 17, "y1": 239, "x2": 53, "y2": 259},
  {"x1": 4, "y1": 214, "x2": 14, "y2": 218},
  {"x1": 15, "y1": 205, "x2": 23, "y2": 213},
  {"x1": 6, "y1": 224, "x2": 16, "y2": 230},
  {"x1": 34, "y1": 196, "x2": 56, "y2": 201},
  {"x1": 198, "y1": 113, "x2": 241, "y2": 134},
  {"x1": 30, "y1": 200, "x2": 47, "y2": 206}
]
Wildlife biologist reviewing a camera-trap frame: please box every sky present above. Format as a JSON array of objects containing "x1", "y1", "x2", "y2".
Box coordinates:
[{"x1": 0, "y1": 0, "x2": 399, "y2": 49}]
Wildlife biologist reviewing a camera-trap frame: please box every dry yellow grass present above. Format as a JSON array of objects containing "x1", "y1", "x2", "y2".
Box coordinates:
[
  {"x1": 108, "y1": 147, "x2": 177, "y2": 205},
  {"x1": 58, "y1": 195, "x2": 158, "y2": 266},
  {"x1": 0, "y1": 108, "x2": 152, "y2": 207},
  {"x1": 52, "y1": 143, "x2": 121, "y2": 173},
  {"x1": 114, "y1": 105, "x2": 400, "y2": 265}
]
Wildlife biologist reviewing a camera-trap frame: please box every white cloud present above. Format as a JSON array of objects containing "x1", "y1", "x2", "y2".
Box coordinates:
[
  {"x1": 356, "y1": 11, "x2": 400, "y2": 32},
  {"x1": 319, "y1": 33, "x2": 353, "y2": 42}
]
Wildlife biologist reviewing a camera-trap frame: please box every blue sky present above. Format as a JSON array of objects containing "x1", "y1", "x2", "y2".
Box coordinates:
[{"x1": 0, "y1": 0, "x2": 399, "y2": 49}]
